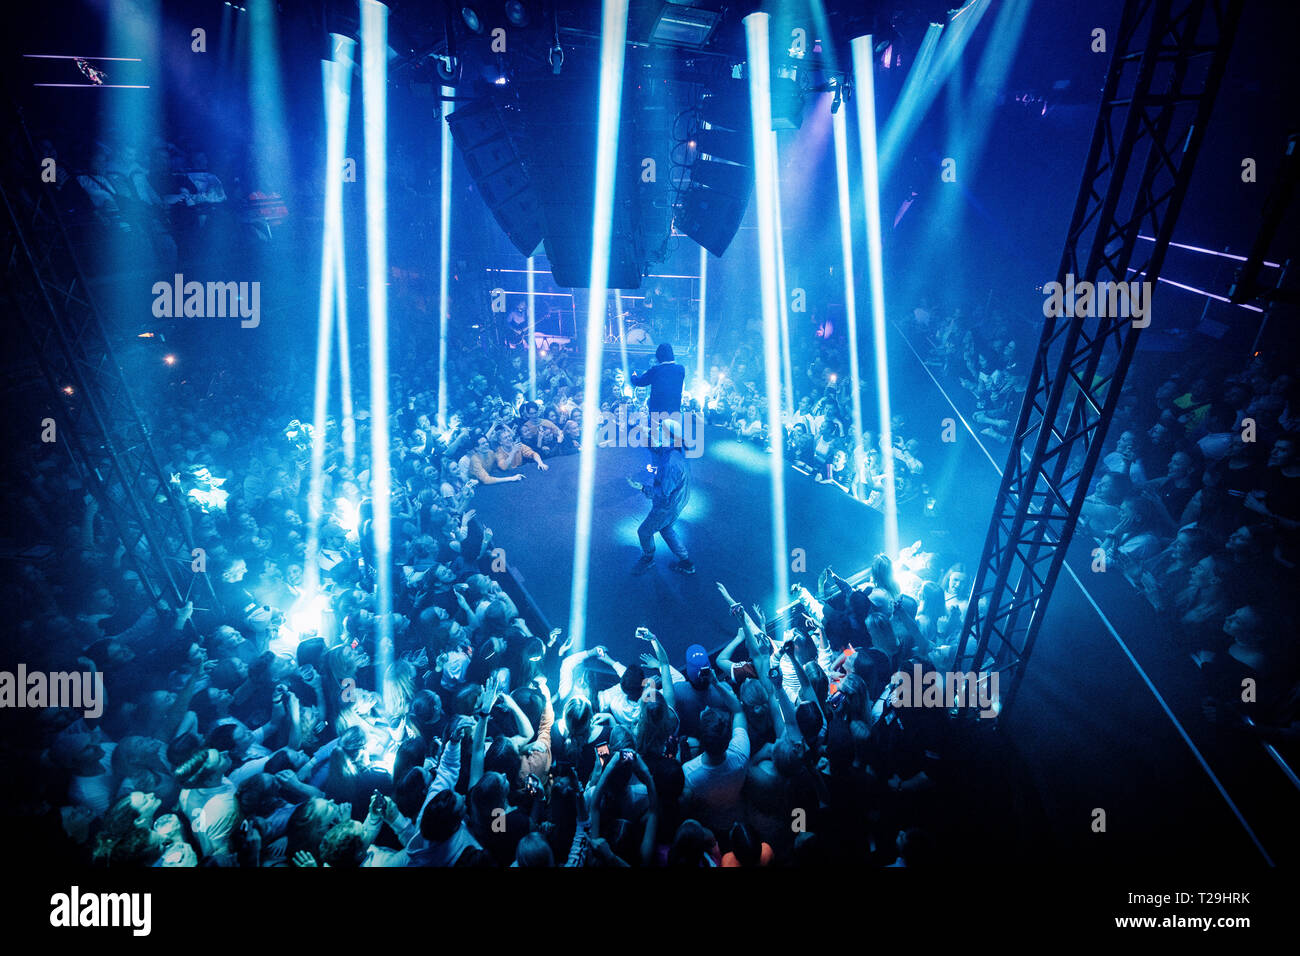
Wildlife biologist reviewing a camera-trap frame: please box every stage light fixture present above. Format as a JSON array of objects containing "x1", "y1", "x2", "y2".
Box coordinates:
[
  {"x1": 504, "y1": 1, "x2": 529, "y2": 27},
  {"x1": 651, "y1": 3, "x2": 721, "y2": 47},
  {"x1": 461, "y1": 6, "x2": 483, "y2": 33},
  {"x1": 770, "y1": 76, "x2": 805, "y2": 130},
  {"x1": 435, "y1": 54, "x2": 461, "y2": 84}
]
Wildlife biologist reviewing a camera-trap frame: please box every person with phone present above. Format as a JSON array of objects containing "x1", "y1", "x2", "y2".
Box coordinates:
[{"x1": 680, "y1": 678, "x2": 749, "y2": 840}]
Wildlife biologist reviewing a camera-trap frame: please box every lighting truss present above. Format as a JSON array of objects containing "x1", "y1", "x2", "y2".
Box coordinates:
[{"x1": 953, "y1": 0, "x2": 1245, "y2": 718}]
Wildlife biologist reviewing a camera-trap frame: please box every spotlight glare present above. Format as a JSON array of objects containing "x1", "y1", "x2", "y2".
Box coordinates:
[
  {"x1": 361, "y1": 0, "x2": 395, "y2": 691},
  {"x1": 852, "y1": 34, "x2": 899, "y2": 557},
  {"x1": 832, "y1": 105, "x2": 866, "y2": 491},
  {"x1": 437, "y1": 84, "x2": 455, "y2": 428},
  {"x1": 770, "y1": 130, "x2": 794, "y2": 425},
  {"x1": 163, "y1": 354, "x2": 176, "y2": 366},
  {"x1": 527, "y1": 256, "x2": 537, "y2": 401},
  {"x1": 744, "y1": 10, "x2": 790, "y2": 609},
  {"x1": 696, "y1": 244, "x2": 707, "y2": 387},
  {"x1": 568, "y1": 0, "x2": 630, "y2": 653},
  {"x1": 306, "y1": 38, "x2": 355, "y2": 598}
]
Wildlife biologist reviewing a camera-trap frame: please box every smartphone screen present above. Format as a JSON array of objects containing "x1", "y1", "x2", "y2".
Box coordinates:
[{"x1": 595, "y1": 744, "x2": 611, "y2": 766}]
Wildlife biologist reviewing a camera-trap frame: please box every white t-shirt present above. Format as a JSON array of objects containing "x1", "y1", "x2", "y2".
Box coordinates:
[
  {"x1": 683, "y1": 725, "x2": 750, "y2": 835},
  {"x1": 179, "y1": 780, "x2": 239, "y2": 859},
  {"x1": 598, "y1": 685, "x2": 641, "y2": 729}
]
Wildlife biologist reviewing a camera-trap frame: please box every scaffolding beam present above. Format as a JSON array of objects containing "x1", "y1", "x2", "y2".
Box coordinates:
[
  {"x1": 953, "y1": 0, "x2": 1244, "y2": 717},
  {"x1": 0, "y1": 103, "x2": 217, "y2": 614}
]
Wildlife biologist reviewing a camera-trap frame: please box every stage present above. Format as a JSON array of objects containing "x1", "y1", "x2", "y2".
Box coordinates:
[{"x1": 470, "y1": 425, "x2": 883, "y2": 664}]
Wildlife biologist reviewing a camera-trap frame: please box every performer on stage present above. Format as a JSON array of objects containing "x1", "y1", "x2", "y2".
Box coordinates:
[
  {"x1": 504, "y1": 299, "x2": 529, "y2": 349},
  {"x1": 631, "y1": 343, "x2": 685, "y2": 414},
  {"x1": 627, "y1": 418, "x2": 695, "y2": 576}
]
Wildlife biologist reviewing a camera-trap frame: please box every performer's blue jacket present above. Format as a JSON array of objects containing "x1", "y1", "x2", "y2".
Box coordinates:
[{"x1": 631, "y1": 361, "x2": 685, "y2": 413}]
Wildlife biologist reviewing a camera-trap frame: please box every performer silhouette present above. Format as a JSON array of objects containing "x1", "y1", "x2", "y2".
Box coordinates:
[
  {"x1": 630, "y1": 343, "x2": 685, "y2": 414},
  {"x1": 627, "y1": 418, "x2": 694, "y2": 575}
]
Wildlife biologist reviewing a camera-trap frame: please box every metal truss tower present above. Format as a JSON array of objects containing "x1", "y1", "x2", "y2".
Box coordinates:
[
  {"x1": 0, "y1": 105, "x2": 217, "y2": 614},
  {"x1": 953, "y1": 0, "x2": 1244, "y2": 716}
]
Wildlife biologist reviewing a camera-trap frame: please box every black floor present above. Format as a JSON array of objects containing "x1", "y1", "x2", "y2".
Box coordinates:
[{"x1": 472, "y1": 425, "x2": 884, "y2": 663}]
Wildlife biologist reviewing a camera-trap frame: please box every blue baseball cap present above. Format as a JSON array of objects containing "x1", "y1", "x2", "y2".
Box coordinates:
[{"x1": 685, "y1": 644, "x2": 710, "y2": 680}]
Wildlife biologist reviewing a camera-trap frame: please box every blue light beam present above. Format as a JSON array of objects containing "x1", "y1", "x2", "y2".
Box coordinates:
[
  {"x1": 852, "y1": 34, "x2": 900, "y2": 558},
  {"x1": 745, "y1": 11, "x2": 791, "y2": 610},
  {"x1": 567, "y1": 0, "x2": 630, "y2": 653}
]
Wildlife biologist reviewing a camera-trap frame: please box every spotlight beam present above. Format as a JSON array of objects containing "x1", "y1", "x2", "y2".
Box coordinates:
[
  {"x1": 936, "y1": 0, "x2": 1032, "y2": 226},
  {"x1": 832, "y1": 105, "x2": 866, "y2": 494},
  {"x1": 249, "y1": 0, "x2": 290, "y2": 200},
  {"x1": 438, "y1": 85, "x2": 455, "y2": 429},
  {"x1": 771, "y1": 131, "x2": 795, "y2": 425},
  {"x1": 615, "y1": 290, "x2": 630, "y2": 397},
  {"x1": 361, "y1": 0, "x2": 394, "y2": 673},
  {"x1": 306, "y1": 42, "x2": 354, "y2": 597},
  {"x1": 745, "y1": 11, "x2": 790, "y2": 610},
  {"x1": 696, "y1": 245, "x2": 707, "y2": 387},
  {"x1": 331, "y1": 35, "x2": 357, "y2": 469},
  {"x1": 875, "y1": 19, "x2": 946, "y2": 185},
  {"x1": 334, "y1": 227, "x2": 357, "y2": 467},
  {"x1": 568, "y1": 0, "x2": 630, "y2": 653},
  {"x1": 852, "y1": 34, "x2": 899, "y2": 558},
  {"x1": 527, "y1": 256, "x2": 537, "y2": 402}
]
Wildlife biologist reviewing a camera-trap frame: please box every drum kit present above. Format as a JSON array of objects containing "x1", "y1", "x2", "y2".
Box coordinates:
[{"x1": 605, "y1": 289, "x2": 693, "y2": 347}]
